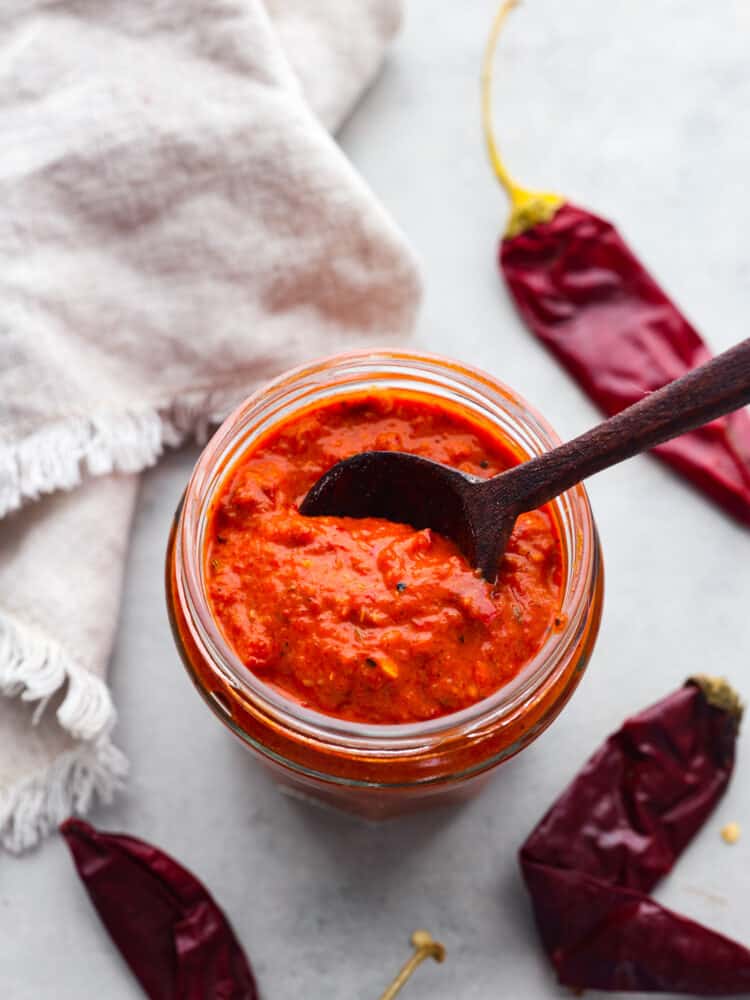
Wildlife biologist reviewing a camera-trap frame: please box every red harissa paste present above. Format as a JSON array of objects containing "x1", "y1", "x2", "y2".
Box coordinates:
[{"x1": 206, "y1": 392, "x2": 563, "y2": 724}]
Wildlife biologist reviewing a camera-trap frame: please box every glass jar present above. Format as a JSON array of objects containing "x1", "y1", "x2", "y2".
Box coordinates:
[{"x1": 166, "y1": 350, "x2": 604, "y2": 818}]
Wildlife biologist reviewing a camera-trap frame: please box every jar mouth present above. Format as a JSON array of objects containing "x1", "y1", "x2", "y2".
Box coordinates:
[{"x1": 174, "y1": 349, "x2": 598, "y2": 753}]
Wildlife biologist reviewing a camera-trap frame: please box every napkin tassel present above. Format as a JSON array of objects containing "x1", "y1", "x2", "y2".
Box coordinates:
[
  {"x1": 0, "y1": 387, "x2": 237, "y2": 517},
  {"x1": 0, "y1": 611, "x2": 127, "y2": 853}
]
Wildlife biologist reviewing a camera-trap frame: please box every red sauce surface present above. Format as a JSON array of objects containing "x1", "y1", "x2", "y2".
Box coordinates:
[{"x1": 205, "y1": 392, "x2": 563, "y2": 724}]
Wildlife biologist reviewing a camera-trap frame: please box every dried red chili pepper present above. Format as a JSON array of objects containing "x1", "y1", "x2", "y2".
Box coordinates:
[
  {"x1": 520, "y1": 677, "x2": 748, "y2": 994},
  {"x1": 482, "y1": 1, "x2": 750, "y2": 526},
  {"x1": 60, "y1": 818, "x2": 258, "y2": 1000}
]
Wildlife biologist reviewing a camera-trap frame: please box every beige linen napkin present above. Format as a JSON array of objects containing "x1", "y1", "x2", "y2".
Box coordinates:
[{"x1": 0, "y1": 0, "x2": 420, "y2": 852}]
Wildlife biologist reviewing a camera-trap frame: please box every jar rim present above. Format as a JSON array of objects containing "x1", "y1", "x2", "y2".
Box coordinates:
[{"x1": 174, "y1": 349, "x2": 598, "y2": 753}]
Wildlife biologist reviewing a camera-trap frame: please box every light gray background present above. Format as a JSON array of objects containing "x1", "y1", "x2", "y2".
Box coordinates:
[{"x1": 3, "y1": 1, "x2": 750, "y2": 997}]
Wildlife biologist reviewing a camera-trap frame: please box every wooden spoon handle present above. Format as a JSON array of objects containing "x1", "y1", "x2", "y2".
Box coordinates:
[{"x1": 492, "y1": 337, "x2": 750, "y2": 514}]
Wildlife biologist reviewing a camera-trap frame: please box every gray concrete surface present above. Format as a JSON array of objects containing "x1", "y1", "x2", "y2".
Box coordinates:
[{"x1": 3, "y1": 1, "x2": 750, "y2": 997}]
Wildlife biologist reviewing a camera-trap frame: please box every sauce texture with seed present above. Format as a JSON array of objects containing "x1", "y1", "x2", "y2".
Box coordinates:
[{"x1": 206, "y1": 393, "x2": 563, "y2": 724}]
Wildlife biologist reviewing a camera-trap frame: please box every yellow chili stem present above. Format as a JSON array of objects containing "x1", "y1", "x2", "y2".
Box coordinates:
[
  {"x1": 481, "y1": 0, "x2": 563, "y2": 236},
  {"x1": 690, "y1": 675, "x2": 744, "y2": 728},
  {"x1": 378, "y1": 930, "x2": 446, "y2": 1000},
  {"x1": 481, "y1": 0, "x2": 523, "y2": 202}
]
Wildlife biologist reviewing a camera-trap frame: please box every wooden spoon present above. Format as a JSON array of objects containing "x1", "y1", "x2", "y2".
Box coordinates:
[{"x1": 301, "y1": 338, "x2": 750, "y2": 581}]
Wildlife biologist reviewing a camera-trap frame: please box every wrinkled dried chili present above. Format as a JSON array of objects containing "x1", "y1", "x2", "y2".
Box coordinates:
[
  {"x1": 482, "y1": 1, "x2": 750, "y2": 525},
  {"x1": 60, "y1": 818, "x2": 258, "y2": 1000},
  {"x1": 520, "y1": 677, "x2": 749, "y2": 994}
]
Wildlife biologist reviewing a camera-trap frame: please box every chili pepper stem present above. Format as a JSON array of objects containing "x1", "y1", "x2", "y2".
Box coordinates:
[
  {"x1": 481, "y1": 0, "x2": 563, "y2": 237},
  {"x1": 378, "y1": 930, "x2": 446, "y2": 1000},
  {"x1": 690, "y1": 675, "x2": 744, "y2": 728}
]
